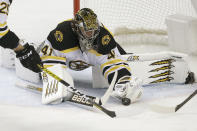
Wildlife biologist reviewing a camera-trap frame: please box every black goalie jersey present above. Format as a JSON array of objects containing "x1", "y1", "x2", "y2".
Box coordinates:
[{"x1": 39, "y1": 20, "x2": 131, "y2": 84}]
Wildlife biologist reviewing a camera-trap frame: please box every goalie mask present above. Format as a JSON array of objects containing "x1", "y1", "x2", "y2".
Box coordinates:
[{"x1": 74, "y1": 8, "x2": 100, "y2": 51}]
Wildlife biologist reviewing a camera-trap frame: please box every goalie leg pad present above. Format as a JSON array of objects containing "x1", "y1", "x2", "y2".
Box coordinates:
[
  {"x1": 92, "y1": 51, "x2": 192, "y2": 88},
  {"x1": 41, "y1": 64, "x2": 74, "y2": 104},
  {"x1": 15, "y1": 58, "x2": 41, "y2": 83}
]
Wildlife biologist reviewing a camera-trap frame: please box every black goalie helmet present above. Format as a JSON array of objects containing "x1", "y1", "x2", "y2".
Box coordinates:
[{"x1": 74, "y1": 8, "x2": 100, "y2": 50}]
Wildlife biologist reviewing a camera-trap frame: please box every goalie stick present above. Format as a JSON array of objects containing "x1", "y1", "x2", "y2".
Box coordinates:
[
  {"x1": 100, "y1": 71, "x2": 117, "y2": 105},
  {"x1": 20, "y1": 84, "x2": 116, "y2": 118},
  {"x1": 37, "y1": 64, "x2": 116, "y2": 118},
  {"x1": 150, "y1": 89, "x2": 197, "y2": 113},
  {"x1": 175, "y1": 89, "x2": 197, "y2": 112},
  {"x1": 68, "y1": 92, "x2": 116, "y2": 118}
]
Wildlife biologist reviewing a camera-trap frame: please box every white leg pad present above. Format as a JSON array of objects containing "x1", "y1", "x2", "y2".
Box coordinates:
[
  {"x1": 15, "y1": 58, "x2": 41, "y2": 84},
  {"x1": 41, "y1": 64, "x2": 74, "y2": 104},
  {"x1": 0, "y1": 47, "x2": 15, "y2": 68},
  {"x1": 92, "y1": 51, "x2": 191, "y2": 88}
]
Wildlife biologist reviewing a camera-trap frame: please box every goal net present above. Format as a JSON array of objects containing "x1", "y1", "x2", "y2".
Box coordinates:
[{"x1": 74, "y1": 0, "x2": 197, "y2": 47}]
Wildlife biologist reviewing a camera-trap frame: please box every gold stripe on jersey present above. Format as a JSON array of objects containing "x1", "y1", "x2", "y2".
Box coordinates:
[
  {"x1": 61, "y1": 19, "x2": 72, "y2": 23},
  {"x1": 60, "y1": 46, "x2": 79, "y2": 53},
  {"x1": 41, "y1": 56, "x2": 66, "y2": 61},
  {"x1": 88, "y1": 49, "x2": 102, "y2": 56},
  {"x1": 117, "y1": 76, "x2": 132, "y2": 83},
  {"x1": 100, "y1": 59, "x2": 125, "y2": 71},
  {"x1": 103, "y1": 25, "x2": 114, "y2": 36},
  {"x1": 0, "y1": 22, "x2": 9, "y2": 37},
  {"x1": 43, "y1": 64, "x2": 67, "y2": 69},
  {"x1": 104, "y1": 64, "x2": 131, "y2": 78},
  {"x1": 41, "y1": 56, "x2": 67, "y2": 68},
  {"x1": 0, "y1": 22, "x2": 7, "y2": 27},
  {"x1": 0, "y1": 29, "x2": 9, "y2": 36}
]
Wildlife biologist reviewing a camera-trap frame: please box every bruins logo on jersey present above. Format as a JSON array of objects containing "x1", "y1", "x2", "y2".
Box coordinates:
[
  {"x1": 102, "y1": 35, "x2": 111, "y2": 45},
  {"x1": 69, "y1": 60, "x2": 91, "y2": 71},
  {"x1": 54, "y1": 31, "x2": 63, "y2": 42}
]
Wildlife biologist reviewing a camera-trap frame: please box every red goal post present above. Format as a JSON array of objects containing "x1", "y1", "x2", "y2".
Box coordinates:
[{"x1": 73, "y1": 0, "x2": 80, "y2": 16}]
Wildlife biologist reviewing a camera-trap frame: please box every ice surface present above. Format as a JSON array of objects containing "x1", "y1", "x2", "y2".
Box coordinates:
[
  {"x1": 1, "y1": 0, "x2": 197, "y2": 131},
  {"x1": 0, "y1": 66, "x2": 197, "y2": 131}
]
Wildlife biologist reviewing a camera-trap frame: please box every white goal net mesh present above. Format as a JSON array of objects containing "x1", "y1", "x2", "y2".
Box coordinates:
[{"x1": 79, "y1": 0, "x2": 197, "y2": 46}]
